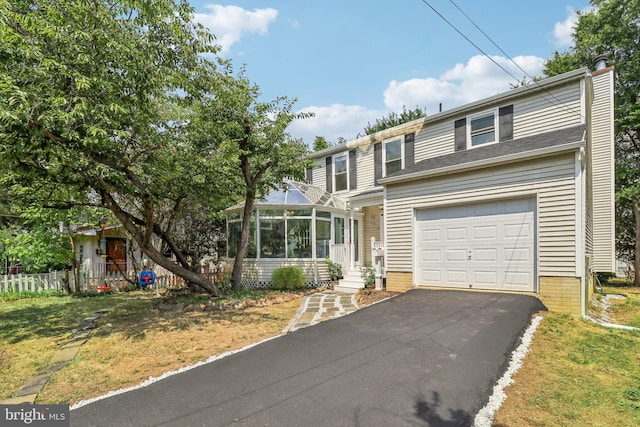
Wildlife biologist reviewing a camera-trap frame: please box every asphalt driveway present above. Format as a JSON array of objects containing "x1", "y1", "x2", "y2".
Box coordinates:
[{"x1": 71, "y1": 289, "x2": 545, "y2": 426}]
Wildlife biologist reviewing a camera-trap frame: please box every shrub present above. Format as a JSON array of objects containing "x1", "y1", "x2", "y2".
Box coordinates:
[
  {"x1": 326, "y1": 258, "x2": 343, "y2": 281},
  {"x1": 272, "y1": 266, "x2": 306, "y2": 291},
  {"x1": 596, "y1": 272, "x2": 617, "y2": 286},
  {"x1": 361, "y1": 267, "x2": 375, "y2": 289}
]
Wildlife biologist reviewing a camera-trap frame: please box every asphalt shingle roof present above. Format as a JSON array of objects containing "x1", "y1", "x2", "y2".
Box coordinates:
[{"x1": 386, "y1": 124, "x2": 587, "y2": 181}]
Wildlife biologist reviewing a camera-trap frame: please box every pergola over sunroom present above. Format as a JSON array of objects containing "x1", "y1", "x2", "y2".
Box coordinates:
[{"x1": 225, "y1": 180, "x2": 362, "y2": 287}]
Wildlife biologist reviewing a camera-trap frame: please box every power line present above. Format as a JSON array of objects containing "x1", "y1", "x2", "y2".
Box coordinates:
[
  {"x1": 447, "y1": 0, "x2": 529, "y2": 80},
  {"x1": 446, "y1": 0, "x2": 584, "y2": 119},
  {"x1": 418, "y1": 0, "x2": 521, "y2": 83},
  {"x1": 419, "y1": 0, "x2": 584, "y2": 120}
]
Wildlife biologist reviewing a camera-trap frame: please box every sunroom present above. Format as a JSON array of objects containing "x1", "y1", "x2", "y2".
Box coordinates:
[{"x1": 225, "y1": 180, "x2": 362, "y2": 288}]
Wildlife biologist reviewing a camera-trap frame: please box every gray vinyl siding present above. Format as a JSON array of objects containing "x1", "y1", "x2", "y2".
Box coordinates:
[
  {"x1": 412, "y1": 81, "x2": 583, "y2": 164},
  {"x1": 414, "y1": 121, "x2": 453, "y2": 163},
  {"x1": 386, "y1": 154, "x2": 577, "y2": 276},
  {"x1": 354, "y1": 143, "x2": 376, "y2": 192},
  {"x1": 590, "y1": 71, "x2": 615, "y2": 272},
  {"x1": 310, "y1": 144, "x2": 378, "y2": 195},
  {"x1": 312, "y1": 159, "x2": 325, "y2": 189},
  {"x1": 512, "y1": 82, "x2": 583, "y2": 138}
]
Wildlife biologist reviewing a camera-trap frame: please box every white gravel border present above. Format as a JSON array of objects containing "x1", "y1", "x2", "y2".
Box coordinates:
[
  {"x1": 473, "y1": 315, "x2": 544, "y2": 427},
  {"x1": 70, "y1": 336, "x2": 281, "y2": 410}
]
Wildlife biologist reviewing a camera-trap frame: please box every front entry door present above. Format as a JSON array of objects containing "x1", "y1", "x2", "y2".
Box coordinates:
[{"x1": 106, "y1": 238, "x2": 127, "y2": 272}]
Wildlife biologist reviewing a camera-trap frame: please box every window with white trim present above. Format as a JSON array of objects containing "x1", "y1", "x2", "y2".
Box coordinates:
[
  {"x1": 384, "y1": 136, "x2": 403, "y2": 176},
  {"x1": 468, "y1": 110, "x2": 497, "y2": 147},
  {"x1": 334, "y1": 153, "x2": 348, "y2": 191}
]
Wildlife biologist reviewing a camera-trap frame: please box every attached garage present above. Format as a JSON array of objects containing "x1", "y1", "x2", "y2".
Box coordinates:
[{"x1": 415, "y1": 198, "x2": 536, "y2": 292}]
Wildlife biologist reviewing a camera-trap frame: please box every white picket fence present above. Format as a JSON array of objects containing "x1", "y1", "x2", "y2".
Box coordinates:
[
  {"x1": 0, "y1": 269, "x2": 187, "y2": 294},
  {"x1": 72, "y1": 269, "x2": 185, "y2": 292},
  {"x1": 0, "y1": 271, "x2": 66, "y2": 293}
]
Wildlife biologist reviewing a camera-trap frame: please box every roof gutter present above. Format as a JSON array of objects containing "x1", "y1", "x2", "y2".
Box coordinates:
[{"x1": 380, "y1": 140, "x2": 586, "y2": 185}]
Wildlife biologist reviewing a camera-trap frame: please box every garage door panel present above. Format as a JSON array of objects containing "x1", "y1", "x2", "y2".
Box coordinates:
[
  {"x1": 445, "y1": 249, "x2": 467, "y2": 262},
  {"x1": 474, "y1": 248, "x2": 498, "y2": 262},
  {"x1": 505, "y1": 247, "x2": 531, "y2": 262},
  {"x1": 474, "y1": 271, "x2": 499, "y2": 287},
  {"x1": 421, "y1": 269, "x2": 441, "y2": 283},
  {"x1": 504, "y1": 272, "x2": 533, "y2": 290},
  {"x1": 416, "y1": 199, "x2": 535, "y2": 292},
  {"x1": 504, "y1": 222, "x2": 533, "y2": 239},
  {"x1": 421, "y1": 228, "x2": 441, "y2": 243},
  {"x1": 474, "y1": 225, "x2": 497, "y2": 240},
  {"x1": 421, "y1": 249, "x2": 441, "y2": 262},
  {"x1": 446, "y1": 227, "x2": 467, "y2": 240},
  {"x1": 446, "y1": 270, "x2": 468, "y2": 285}
]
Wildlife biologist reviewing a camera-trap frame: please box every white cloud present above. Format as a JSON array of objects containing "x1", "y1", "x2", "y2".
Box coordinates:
[
  {"x1": 385, "y1": 55, "x2": 545, "y2": 112},
  {"x1": 553, "y1": 6, "x2": 595, "y2": 48},
  {"x1": 553, "y1": 7, "x2": 580, "y2": 48},
  {"x1": 194, "y1": 5, "x2": 278, "y2": 54},
  {"x1": 289, "y1": 104, "x2": 386, "y2": 144},
  {"x1": 290, "y1": 55, "x2": 545, "y2": 146}
]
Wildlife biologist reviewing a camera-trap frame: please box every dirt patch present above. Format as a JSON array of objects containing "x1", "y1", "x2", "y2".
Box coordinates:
[{"x1": 356, "y1": 289, "x2": 400, "y2": 307}]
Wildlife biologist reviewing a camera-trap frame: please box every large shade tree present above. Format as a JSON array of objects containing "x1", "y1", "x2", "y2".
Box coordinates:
[
  {"x1": 545, "y1": 0, "x2": 640, "y2": 284},
  {"x1": 192, "y1": 71, "x2": 311, "y2": 290},
  {"x1": 0, "y1": 0, "x2": 248, "y2": 294}
]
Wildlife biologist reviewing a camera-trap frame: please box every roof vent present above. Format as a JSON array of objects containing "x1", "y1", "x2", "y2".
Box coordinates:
[{"x1": 594, "y1": 54, "x2": 609, "y2": 71}]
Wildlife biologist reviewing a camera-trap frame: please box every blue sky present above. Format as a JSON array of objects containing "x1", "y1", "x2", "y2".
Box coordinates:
[{"x1": 190, "y1": 0, "x2": 592, "y2": 146}]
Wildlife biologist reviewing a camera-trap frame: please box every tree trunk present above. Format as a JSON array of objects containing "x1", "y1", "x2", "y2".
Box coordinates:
[
  {"x1": 230, "y1": 195, "x2": 256, "y2": 291},
  {"x1": 103, "y1": 192, "x2": 220, "y2": 296},
  {"x1": 633, "y1": 200, "x2": 640, "y2": 287}
]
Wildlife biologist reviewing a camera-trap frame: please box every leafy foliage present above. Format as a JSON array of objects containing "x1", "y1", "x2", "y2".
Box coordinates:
[
  {"x1": 363, "y1": 106, "x2": 426, "y2": 135},
  {"x1": 325, "y1": 258, "x2": 342, "y2": 281},
  {"x1": 205, "y1": 72, "x2": 313, "y2": 290},
  {"x1": 271, "y1": 266, "x2": 306, "y2": 291},
  {"x1": 313, "y1": 136, "x2": 330, "y2": 151},
  {"x1": 360, "y1": 266, "x2": 375, "y2": 289},
  {"x1": 0, "y1": 1, "x2": 308, "y2": 293},
  {"x1": 544, "y1": 0, "x2": 640, "y2": 284}
]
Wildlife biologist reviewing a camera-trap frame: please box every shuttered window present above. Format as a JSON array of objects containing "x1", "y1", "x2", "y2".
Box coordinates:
[
  {"x1": 454, "y1": 118, "x2": 467, "y2": 151},
  {"x1": 384, "y1": 138, "x2": 403, "y2": 175},
  {"x1": 334, "y1": 153, "x2": 348, "y2": 191},
  {"x1": 349, "y1": 149, "x2": 357, "y2": 190},
  {"x1": 325, "y1": 157, "x2": 332, "y2": 193},
  {"x1": 457, "y1": 104, "x2": 514, "y2": 150},
  {"x1": 405, "y1": 132, "x2": 415, "y2": 167},
  {"x1": 470, "y1": 112, "x2": 496, "y2": 146},
  {"x1": 374, "y1": 143, "x2": 382, "y2": 185},
  {"x1": 499, "y1": 105, "x2": 514, "y2": 141}
]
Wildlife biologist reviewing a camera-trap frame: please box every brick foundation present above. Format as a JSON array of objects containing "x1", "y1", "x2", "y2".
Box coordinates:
[
  {"x1": 538, "y1": 276, "x2": 582, "y2": 316},
  {"x1": 385, "y1": 271, "x2": 413, "y2": 292}
]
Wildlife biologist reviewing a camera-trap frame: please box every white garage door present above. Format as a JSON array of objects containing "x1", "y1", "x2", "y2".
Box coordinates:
[{"x1": 416, "y1": 199, "x2": 535, "y2": 292}]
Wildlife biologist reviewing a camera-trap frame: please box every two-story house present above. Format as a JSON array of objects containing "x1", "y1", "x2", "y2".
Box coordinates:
[{"x1": 226, "y1": 63, "x2": 615, "y2": 316}]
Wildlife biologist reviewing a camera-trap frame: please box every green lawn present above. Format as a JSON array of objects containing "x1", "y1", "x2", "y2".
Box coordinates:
[{"x1": 494, "y1": 285, "x2": 640, "y2": 427}]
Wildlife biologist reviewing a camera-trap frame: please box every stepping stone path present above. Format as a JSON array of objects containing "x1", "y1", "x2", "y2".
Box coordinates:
[
  {"x1": 284, "y1": 291, "x2": 359, "y2": 333},
  {"x1": 0, "y1": 309, "x2": 112, "y2": 405}
]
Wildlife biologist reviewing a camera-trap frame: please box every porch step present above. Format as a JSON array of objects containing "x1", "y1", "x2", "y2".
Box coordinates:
[{"x1": 334, "y1": 269, "x2": 364, "y2": 294}]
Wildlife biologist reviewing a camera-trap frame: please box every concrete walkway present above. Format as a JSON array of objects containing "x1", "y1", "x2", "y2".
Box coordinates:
[
  {"x1": 0, "y1": 309, "x2": 111, "y2": 405},
  {"x1": 283, "y1": 290, "x2": 359, "y2": 333}
]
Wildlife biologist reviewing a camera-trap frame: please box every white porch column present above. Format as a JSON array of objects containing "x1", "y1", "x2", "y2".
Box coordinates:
[{"x1": 349, "y1": 215, "x2": 355, "y2": 271}]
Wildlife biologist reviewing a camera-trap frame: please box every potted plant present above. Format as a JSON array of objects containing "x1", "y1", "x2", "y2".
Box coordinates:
[{"x1": 326, "y1": 258, "x2": 342, "y2": 288}]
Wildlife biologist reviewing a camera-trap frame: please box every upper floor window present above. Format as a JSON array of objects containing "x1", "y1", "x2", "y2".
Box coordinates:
[
  {"x1": 334, "y1": 153, "x2": 348, "y2": 192},
  {"x1": 455, "y1": 105, "x2": 513, "y2": 152},
  {"x1": 469, "y1": 110, "x2": 497, "y2": 147},
  {"x1": 384, "y1": 137, "x2": 403, "y2": 175},
  {"x1": 374, "y1": 132, "x2": 415, "y2": 185}
]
